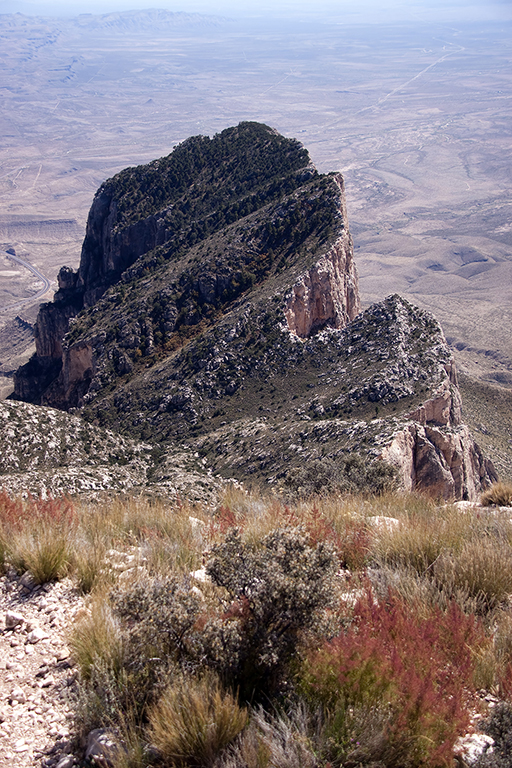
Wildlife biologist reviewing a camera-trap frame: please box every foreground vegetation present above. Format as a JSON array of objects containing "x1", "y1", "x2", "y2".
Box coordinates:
[{"x1": 2, "y1": 485, "x2": 512, "y2": 767}]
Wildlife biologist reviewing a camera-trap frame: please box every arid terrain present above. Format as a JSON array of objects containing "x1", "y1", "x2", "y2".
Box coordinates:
[{"x1": 0, "y1": 12, "x2": 511, "y2": 409}]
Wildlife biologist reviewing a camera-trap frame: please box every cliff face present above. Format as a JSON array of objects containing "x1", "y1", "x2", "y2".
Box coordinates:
[
  {"x1": 381, "y1": 361, "x2": 497, "y2": 500},
  {"x1": 285, "y1": 175, "x2": 359, "y2": 338},
  {"x1": 11, "y1": 123, "x2": 496, "y2": 500}
]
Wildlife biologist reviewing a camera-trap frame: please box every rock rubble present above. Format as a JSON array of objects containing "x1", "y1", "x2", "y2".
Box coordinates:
[{"x1": 0, "y1": 571, "x2": 83, "y2": 768}]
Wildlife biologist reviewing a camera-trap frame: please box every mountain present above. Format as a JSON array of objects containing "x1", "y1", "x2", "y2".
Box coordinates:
[{"x1": 10, "y1": 122, "x2": 497, "y2": 500}]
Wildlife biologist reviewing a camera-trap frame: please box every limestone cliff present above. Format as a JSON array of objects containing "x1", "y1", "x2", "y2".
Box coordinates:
[
  {"x1": 285, "y1": 175, "x2": 359, "y2": 337},
  {"x1": 13, "y1": 122, "x2": 356, "y2": 408},
  {"x1": 381, "y1": 358, "x2": 497, "y2": 500}
]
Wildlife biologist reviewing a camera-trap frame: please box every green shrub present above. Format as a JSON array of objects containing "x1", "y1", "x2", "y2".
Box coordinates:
[
  {"x1": 283, "y1": 455, "x2": 397, "y2": 498},
  {"x1": 206, "y1": 526, "x2": 339, "y2": 700},
  {"x1": 111, "y1": 575, "x2": 204, "y2": 708}
]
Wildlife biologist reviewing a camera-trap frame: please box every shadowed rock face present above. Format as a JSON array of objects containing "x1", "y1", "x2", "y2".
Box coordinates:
[{"x1": 10, "y1": 122, "x2": 496, "y2": 500}]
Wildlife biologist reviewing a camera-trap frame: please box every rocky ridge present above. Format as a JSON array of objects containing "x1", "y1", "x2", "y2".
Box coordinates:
[
  {"x1": 10, "y1": 123, "x2": 496, "y2": 500},
  {"x1": 0, "y1": 400, "x2": 225, "y2": 502}
]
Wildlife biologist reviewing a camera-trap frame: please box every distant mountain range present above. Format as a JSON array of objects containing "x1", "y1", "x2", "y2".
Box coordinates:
[{"x1": 0, "y1": 9, "x2": 228, "y2": 32}]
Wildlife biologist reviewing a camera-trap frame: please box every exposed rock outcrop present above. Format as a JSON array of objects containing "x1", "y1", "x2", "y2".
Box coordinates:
[
  {"x1": 380, "y1": 421, "x2": 497, "y2": 501},
  {"x1": 13, "y1": 122, "x2": 353, "y2": 407},
  {"x1": 285, "y1": 176, "x2": 359, "y2": 337},
  {"x1": 381, "y1": 359, "x2": 497, "y2": 500},
  {"x1": 408, "y1": 360, "x2": 462, "y2": 427}
]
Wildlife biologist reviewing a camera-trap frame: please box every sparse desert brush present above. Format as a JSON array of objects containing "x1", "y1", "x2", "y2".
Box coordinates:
[
  {"x1": 148, "y1": 673, "x2": 248, "y2": 767},
  {"x1": 60, "y1": 489, "x2": 512, "y2": 767},
  {"x1": 71, "y1": 534, "x2": 110, "y2": 594},
  {"x1": 85, "y1": 493, "x2": 205, "y2": 545},
  {"x1": 282, "y1": 455, "x2": 397, "y2": 499},
  {"x1": 482, "y1": 482, "x2": 512, "y2": 507},
  {"x1": 301, "y1": 590, "x2": 484, "y2": 768},
  {"x1": 111, "y1": 574, "x2": 203, "y2": 693},
  {"x1": 72, "y1": 494, "x2": 204, "y2": 582},
  {"x1": 432, "y1": 540, "x2": 512, "y2": 614}
]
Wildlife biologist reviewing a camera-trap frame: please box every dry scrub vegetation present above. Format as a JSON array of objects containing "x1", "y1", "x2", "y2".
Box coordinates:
[{"x1": 3, "y1": 485, "x2": 512, "y2": 767}]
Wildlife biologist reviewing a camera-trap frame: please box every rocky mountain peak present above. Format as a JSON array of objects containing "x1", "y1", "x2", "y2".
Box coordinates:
[{"x1": 9, "y1": 122, "x2": 496, "y2": 501}]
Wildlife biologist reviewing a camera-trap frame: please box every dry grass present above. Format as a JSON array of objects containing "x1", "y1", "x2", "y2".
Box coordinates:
[
  {"x1": 69, "y1": 592, "x2": 124, "y2": 682},
  {"x1": 1, "y1": 494, "x2": 77, "y2": 583},
  {"x1": 148, "y1": 673, "x2": 248, "y2": 766},
  {"x1": 482, "y1": 482, "x2": 512, "y2": 507},
  {"x1": 4, "y1": 487, "x2": 512, "y2": 767}
]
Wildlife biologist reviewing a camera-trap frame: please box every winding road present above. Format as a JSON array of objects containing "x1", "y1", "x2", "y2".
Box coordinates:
[{"x1": 0, "y1": 251, "x2": 53, "y2": 313}]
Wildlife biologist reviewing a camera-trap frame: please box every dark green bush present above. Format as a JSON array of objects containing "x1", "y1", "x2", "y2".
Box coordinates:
[
  {"x1": 206, "y1": 526, "x2": 339, "y2": 700},
  {"x1": 284, "y1": 455, "x2": 397, "y2": 498}
]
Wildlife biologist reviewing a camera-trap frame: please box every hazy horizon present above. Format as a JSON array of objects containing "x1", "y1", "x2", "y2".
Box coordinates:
[{"x1": 1, "y1": 0, "x2": 511, "y2": 23}]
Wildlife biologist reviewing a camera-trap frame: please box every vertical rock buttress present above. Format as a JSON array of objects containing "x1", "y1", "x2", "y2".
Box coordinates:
[{"x1": 285, "y1": 175, "x2": 360, "y2": 337}]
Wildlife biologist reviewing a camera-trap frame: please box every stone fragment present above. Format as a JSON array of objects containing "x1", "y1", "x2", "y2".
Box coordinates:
[
  {"x1": 85, "y1": 728, "x2": 119, "y2": 767},
  {"x1": 56, "y1": 757, "x2": 74, "y2": 768},
  {"x1": 27, "y1": 626, "x2": 49, "y2": 643},
  {"x1": 19, "y1": 571, "x2": 37, "y2": 589},
  {"x1": 10, "y1": 686, "x2": 27, "y2": 704},
  {"x1": 5, "y1": 610, "x2": 24, "y2": 629}
]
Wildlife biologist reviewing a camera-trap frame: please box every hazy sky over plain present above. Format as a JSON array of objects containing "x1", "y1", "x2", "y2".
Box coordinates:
[{"x1": 1, "y1": 0, "x2": 511, "y2": 23}]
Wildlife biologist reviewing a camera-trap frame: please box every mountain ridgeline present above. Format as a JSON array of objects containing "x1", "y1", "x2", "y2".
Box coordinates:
[{"x1": 11, "y1": 122, "x2": 496, "y2": 500}]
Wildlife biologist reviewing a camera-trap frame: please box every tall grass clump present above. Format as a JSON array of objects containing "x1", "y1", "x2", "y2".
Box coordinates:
[
  {"x1": 0, "y1": 492, "x2": 77, "y2": 583},
  {"x1": 69, "y1": 595, "x2": 125, "y2": 683},
  {"x1": 372, "y1": 502, "x2": 470, "y2": 573},
  {"x1": 431, "y1": 540, "x2": 512, "y2": 614},
  {"x1": 148, "y1": 673, "x2": 247, "y2": 766}
]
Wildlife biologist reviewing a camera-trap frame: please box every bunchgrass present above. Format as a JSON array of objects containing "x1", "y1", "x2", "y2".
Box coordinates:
[
  {"x1": 482, "y1": 482, "x2": 512, "y2": 507},
  {"x1": 2, "y1": 494, "x2": 77, "y2": 583},
  {"x1": 69, "y1": 592, "x2": 124, "y2": 682},
  {"x1": 148, "y1": 673, "x2": 248, "y2": 766}
]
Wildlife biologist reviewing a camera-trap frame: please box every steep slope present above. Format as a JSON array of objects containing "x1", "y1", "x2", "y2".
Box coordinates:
[
  {"x1": 11, "y1": 123, "x2": 496, "y2": 500},
  {"x1": 0, "y1": 400, "x2": 223, "y2": 501}
]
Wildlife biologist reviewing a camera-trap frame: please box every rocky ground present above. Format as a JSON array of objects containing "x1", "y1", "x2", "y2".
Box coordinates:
[{"x1": 0, "y1": 571, "x2": 83, "y2": 768}]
